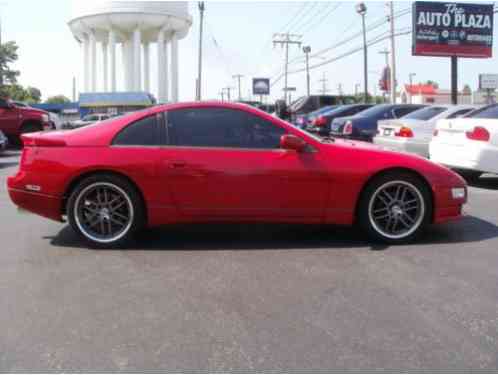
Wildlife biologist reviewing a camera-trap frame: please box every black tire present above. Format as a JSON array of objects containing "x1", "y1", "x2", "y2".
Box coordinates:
[
  {"x1": 67, "y1": 174, "x2": 145, "y2": 248},
  {"x1": 357, "y1": 172, "x2": 433, "y2": 244},
  {"x1": 455, "y1": 169, "x2": 482, "y2": 182}
]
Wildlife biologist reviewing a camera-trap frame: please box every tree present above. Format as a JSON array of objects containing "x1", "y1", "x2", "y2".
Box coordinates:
[
  {"x1": 0, "y1": 41, "x2": 21, "y2": 96},
  {"x1": 45, "y1": 95, "x2": 71, "y2": 104},
  {"x1": 26, "y1": 87, "x2": 42, "y2": 103},
  {"x1": 1, "y1": 84, "x2": 42, "y2": 103},
  {"x1": 462, "y1": 84, "x2": 472, "y2": 94}
]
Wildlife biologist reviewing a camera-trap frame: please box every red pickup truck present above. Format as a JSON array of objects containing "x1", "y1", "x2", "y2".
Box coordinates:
[{"x1": 0, "y1": 97, "x2": 51, "y2": 144}]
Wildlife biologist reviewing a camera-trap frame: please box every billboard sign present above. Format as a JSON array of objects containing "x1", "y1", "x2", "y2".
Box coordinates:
[
  {"x1": 479, "y1": 74, "x2": 498, "y2": 90},
  {"x1": 252, "y1": 78, "x2": 270, "y2": 95},
  {"x1": 412, "y1": 1, "x2": 494, "y2": 58}
]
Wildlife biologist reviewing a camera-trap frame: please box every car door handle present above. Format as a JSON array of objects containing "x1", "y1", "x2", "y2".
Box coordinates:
[{"x1": 169, "y1": 161, "x2": 186, "y2": 169}]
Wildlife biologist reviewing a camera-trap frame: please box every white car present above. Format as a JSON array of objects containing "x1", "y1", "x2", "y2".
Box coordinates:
[
  {"x1": 429, "y1": 104, "x2": 498, "y2": 180},
  {"x1": 68, "y1": 113, "x2": 112, "y2": 129},
  {"x1": 373, "y1": 105, "x2": 476, "y2": 158}
]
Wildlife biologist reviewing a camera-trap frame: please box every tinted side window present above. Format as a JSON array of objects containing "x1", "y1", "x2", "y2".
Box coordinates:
[
  {"x1": 469, "y1": 105, "x2": 498, "y2": 119},
  {"x1": 447, "y1": 109, "x2": 473, "y2": 119},
  {"x1": 168, "y1": 108, "x2": 286, "y2": 149},
  {"x1": 394, "y1": 107, "x2": 418, "y2": 118},
  {"x1": 113, "y1": 115, "x2": 159, "y2": 146},
  {"x1": 245, "y1": 112, "x2": 287, "y2": 149}
]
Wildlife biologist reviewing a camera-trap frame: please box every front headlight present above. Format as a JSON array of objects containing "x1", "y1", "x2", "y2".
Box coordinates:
[
  {"x1": 451, "y1": 187, "x2": 466, "y2": 200},
  {"x1": 42, "y1": 114, "x2": 49, "y2": 122}
]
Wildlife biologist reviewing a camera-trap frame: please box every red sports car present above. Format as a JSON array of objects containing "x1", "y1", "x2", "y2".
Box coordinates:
[{"x1": 7, "y1": 102, "x2": 467, "y2": 248}]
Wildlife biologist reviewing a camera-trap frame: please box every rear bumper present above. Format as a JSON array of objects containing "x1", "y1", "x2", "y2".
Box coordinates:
[
  {"x1": 429, "y1": 141, "x2": 498, "y2": 174},
  {"x1": 7, "y1": 177, "x2": 63, "y2": 222},
  {"x1": 373, "y1": 136, "x2": 429, "y2": 157}
]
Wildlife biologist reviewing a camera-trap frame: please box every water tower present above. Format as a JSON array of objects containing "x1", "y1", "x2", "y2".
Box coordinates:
[{"x1": 68, "y1": 1, "x2": 192, "y2": 102}]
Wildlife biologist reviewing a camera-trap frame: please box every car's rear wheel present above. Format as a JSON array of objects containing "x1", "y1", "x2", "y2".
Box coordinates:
[
  {"x1": 67, "y1": 174, "x2": 145, "y2": 248},
  {"x1": 358, "y1": 172, "x2": 432, "y2": 244}
]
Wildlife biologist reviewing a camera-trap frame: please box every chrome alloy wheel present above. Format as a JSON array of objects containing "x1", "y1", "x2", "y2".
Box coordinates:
[
  {"x1": 368, "y1": 180, "x2": 425, "y2": 240},
  {"x1": 74, "y1": 182, "x2": 134, "y2": 244}
]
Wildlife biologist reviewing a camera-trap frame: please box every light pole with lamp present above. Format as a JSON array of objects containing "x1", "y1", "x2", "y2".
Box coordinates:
[
  {"x1": 303, "y1": 45, "x2": 311, "y2": 97},
  {"x1": 356, "y1": 2, "x2": 368, "y2": 103}
]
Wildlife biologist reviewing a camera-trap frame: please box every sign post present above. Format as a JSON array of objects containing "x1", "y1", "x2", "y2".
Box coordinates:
[
  {"x1": 479, "y1": 74, "x2": 498, "y2": 104},
  {"x1": 252, "y1": 78, "x2": 270, "y2": 104},
  {"x1": 412, "y1": 1, "x2": 494, "y2": 104}
]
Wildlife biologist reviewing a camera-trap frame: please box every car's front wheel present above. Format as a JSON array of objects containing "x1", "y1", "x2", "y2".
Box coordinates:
[
  {"x1": 67, "y1": 174, "x2": 145, "y2": 248},
  {"x1": 358, "y1": 172, "x2": 432, "y2": 244}
]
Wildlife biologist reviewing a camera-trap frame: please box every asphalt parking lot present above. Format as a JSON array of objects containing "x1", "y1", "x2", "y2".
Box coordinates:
[{"x1": 1, "y1": 150, "x2": 498, "y2": 371}]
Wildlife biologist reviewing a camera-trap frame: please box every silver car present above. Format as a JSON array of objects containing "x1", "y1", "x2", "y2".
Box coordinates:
[{"x1": 373, "y1": 105, "x2": 477, "y2": 158}]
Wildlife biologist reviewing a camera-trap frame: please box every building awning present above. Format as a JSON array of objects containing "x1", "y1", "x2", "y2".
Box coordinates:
[{"x1": 79, "y1": 92, "x2": 156, "y2": 108}]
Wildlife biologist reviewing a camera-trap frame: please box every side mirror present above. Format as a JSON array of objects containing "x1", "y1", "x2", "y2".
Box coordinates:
[{"x1": 280, "y1": 134, "x2": 306, "y2": 152}]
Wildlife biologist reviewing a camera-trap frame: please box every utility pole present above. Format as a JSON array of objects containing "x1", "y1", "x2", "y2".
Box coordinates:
[
  {"x1": 356, "y1": 3, "x2": 368, "y2": 103},
  {"x1": 379, "y1": 48, "x2": 390, "y2": 67},
  {"x1": 388, "y1": 2, "x2": 397, "y2": 104},
  {"x1": 273, "y1": 33, "x2": 302, "y2": 103},
  {"x1": 72, "y1": 76, "x2": 76, "y2": 102},
  {"x1": 318, "y1": 72, "x2": 329, "y2": 95},
  {"x1": 408, "y1": 73, "x2": 416, "y2": 103},
  {"x1": 196, "y1": 1, "x2": 205, "y2": 101},
  {"x1": 232, "y1": 74, "x2": 244, "y2": 101},
  {"x1": 378, "y1": 48, "x2": 390, "y2": 102},
  {"x1": 303, "y1": 45, "x2": 311, "y2": 97},
  {"x1": 337, "y1": 83, "x2": 343, "y2": 96},
  {"x1": 223, "y1": 87, "x2": 234, "y2": 101},
  {"x1": 219, "y1": 90, "x2": 225, "y2": 101},
  {"x1": 355, "y1": 83, "x2": 360, "y2": 96}
]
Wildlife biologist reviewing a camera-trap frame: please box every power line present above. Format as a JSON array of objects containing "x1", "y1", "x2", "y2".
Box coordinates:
[
  {"x1": 300, "y1": 2, "x2": 343, "y2": 35},
  {"x1": 283, "y1": 2, "x2": 319, "y2": 34},
  {"x1": 291, "y1": 2, "x2": 329, "y2": 34},
  {"x1": 271, "y1": 28, "x2": 411, "y2": 88}
]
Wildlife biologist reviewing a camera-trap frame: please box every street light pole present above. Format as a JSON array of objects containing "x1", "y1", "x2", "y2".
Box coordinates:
[
  {"x1": 356, "y1": 3, "x2": 368, "y2": 103},
  {"x1": 388, "y1": 1, "x2": 397, "y2": 104},
  {"x1": 303, "y1": 45, "x2": 311, "y2": 97},
  {"x1": 409, "y1": 73, "x2": 416, "y2": 103},
  {"x1": 232, "y1": 74, "x2": 244, "y2": 101},
  {"x1": 196, "y1": 1, "x2": 205, "y2": 101}
]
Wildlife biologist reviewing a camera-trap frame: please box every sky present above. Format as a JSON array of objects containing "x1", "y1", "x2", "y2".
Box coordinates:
[{"x1": 3, "y1": 0, "x2": 498, "y2": 103}]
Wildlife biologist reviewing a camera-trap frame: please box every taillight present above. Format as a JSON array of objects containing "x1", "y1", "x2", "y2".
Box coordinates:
[
  {"x1": 343, "y1": 121, "x2": 353, "y2": 135},
  {"x1": 433, "y1": 129, "x2": 438, "y2": 137},
  {"x1": 313, "y1": 116, "x2": 327, "y2": 127},
  {"x1": 395, "y1": 126, "x2": 414, "y2": 138},
  {"x1": 466, "y1": 126, "x2": 490, "y2": 142}
]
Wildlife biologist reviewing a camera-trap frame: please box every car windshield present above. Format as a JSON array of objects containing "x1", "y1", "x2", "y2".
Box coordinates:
[
  {"x1": 403, "y1": 106, "x2": 447, "y2": 120},
  {"x1": 467, "y1": 105, "x2": 498, "y2": 119}
]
